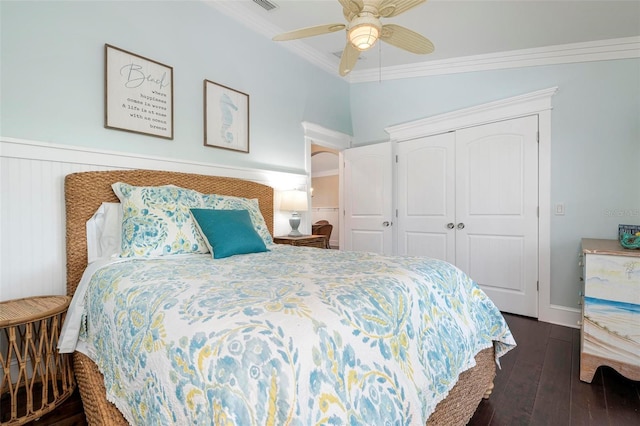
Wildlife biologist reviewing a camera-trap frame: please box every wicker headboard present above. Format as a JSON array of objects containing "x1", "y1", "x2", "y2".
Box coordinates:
[{"x1": 64, "y1": 169, "x2": 274, "y2": 297}]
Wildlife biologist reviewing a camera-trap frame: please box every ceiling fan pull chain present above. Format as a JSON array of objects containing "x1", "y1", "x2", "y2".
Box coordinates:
[{"x1": 378, "y1": 39, "x2": 382, "y2": 83}]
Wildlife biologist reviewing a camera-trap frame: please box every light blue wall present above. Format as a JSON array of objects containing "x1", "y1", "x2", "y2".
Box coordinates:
[
  {"x1": 350, "y1": 59, "x2": 640, "y2": 308},
  {"x1": 0, "y1": 1, "x2": 352, "y2": 174},
  {"x1": 2, "y1": 1, "x2": 638, "y2": 311}
]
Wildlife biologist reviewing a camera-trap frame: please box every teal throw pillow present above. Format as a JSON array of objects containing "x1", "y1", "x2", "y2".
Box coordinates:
[
  {"x1": 190, "y1": 209, "x2": 268, "y2": 259},
  {"x1": 201, "y1": 194, "x2": 273, "y2": 246}
]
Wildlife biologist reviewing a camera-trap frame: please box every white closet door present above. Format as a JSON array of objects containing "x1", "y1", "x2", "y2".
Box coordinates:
[
  {"x1": 397, "y1": 133, "x2": 455, "y2": 262},
  {"x1": 455, "y1": 115, "x2": 539, "y2": 317},
  {"x1": 342, "y1": 142, "x2": 394, "y2": 254}
]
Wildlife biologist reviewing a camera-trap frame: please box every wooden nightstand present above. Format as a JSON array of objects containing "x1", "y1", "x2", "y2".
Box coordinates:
[
  {"x1": 0, "y1": 295, "x2": 75, "y2": 424},
  {"x1": 273, "y1": 235, "x2": 327, "y2": 249}
]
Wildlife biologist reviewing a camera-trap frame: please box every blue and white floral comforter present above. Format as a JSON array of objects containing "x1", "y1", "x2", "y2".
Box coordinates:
[{"x1": 60, "y1": 245, "x2": 515, "y2": 425}]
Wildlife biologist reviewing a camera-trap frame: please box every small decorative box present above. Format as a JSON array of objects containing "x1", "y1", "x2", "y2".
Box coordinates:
[{"x1": 619, "y1": 224, "x2": 640, "y2": 249}]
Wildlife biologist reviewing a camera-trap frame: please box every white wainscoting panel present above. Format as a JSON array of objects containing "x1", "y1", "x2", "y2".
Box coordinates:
[
  {"x1": 1, "y1": 156, "x2": 115, "y2": 300},
  {"x1": 0, "y1": 137, "x2": 306, "y2": 301}
]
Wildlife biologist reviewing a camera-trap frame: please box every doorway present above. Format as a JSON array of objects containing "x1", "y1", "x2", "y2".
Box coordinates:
[
  {"x1": 302, "y1": 121, "x2": 351, "y2": 249},
  {"x1": 311, "y1": 145, "x2": 340, "y2": 249}
]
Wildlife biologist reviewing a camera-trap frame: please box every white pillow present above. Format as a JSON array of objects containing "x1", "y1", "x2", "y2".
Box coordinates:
[{"x1": 86, "y1": 202, "x2": 122, "y2": 263}]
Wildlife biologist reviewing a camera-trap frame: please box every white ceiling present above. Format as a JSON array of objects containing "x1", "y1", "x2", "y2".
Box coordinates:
[{"x1": 209, "y1": 0, "x2": 640, "y2": 80}]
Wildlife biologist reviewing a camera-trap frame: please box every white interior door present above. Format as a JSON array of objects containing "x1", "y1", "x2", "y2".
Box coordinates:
[
  {"x1": 342, "y1": 142, "x2": 393, "y2": 254},
  {"x1": 455, "y1": 115, "x2": 539, "y2": 317},
  {"x1": 397, "y1": 133, "x2": 456, "y2": 262}
]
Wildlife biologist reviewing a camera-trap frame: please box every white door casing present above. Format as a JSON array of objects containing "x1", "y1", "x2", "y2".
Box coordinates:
[
  {"x1": 302, "y1": 121, "x2": 351, "y2": 245},
  {"x1": 455, "y1": 115, "x2": 539, "y2": 317},
  {"x1": 342, "y1": 142, "x2": 394, "y2": 254}
]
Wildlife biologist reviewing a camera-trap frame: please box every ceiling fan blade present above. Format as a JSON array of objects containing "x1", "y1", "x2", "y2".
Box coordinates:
[
  {"x1": 272, "y1": 23, "x2": 346, "y2": 41},
  {"x1": 338, "y1": 0, "x2": 364, "y2": 14},
  {"x1": 340, "y1": 0, "x2": 364, "y2": 21},
  {"x1": 380, "y1": 24, "x2": 434, "y2": 54},
  {"x1": 339, "y1": 42, "x2": 360, "y2": 76},
  {"x1": 378, "y1": 0, "x2": 427, "y2": 18}
]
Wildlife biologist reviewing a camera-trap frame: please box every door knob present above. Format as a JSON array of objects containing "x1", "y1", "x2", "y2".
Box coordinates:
[
  {"x1": 447, "y1": 223, "x2": 455, "y2": 229},
  {"x1": 382, "y1": 221, "x2": 391, "y2": 227},
  {"x1": 457, "y1": 223, "x2": 465, "y2": 229}
]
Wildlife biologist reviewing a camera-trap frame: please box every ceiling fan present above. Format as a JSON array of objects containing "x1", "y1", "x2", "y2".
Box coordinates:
[{"x1": 272, "y1": 0, "x2": 434, "y2": 76}]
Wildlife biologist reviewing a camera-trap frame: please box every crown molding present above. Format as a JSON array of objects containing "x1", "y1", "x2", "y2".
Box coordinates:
[
  {"x1": 350, "y1": 36, "x2": 640, "y2": 83},
  {"x1": 207, "y1": 2, "x2": 640, "y2": 83}
]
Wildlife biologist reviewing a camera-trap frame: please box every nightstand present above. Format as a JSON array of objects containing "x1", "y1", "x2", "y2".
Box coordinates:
[
  {"x1": 273, "y1": 235, "x2": 327, "y2": 249},
  {"x1": 0, "y1": 295, "x2": 75, "y2": 424}
]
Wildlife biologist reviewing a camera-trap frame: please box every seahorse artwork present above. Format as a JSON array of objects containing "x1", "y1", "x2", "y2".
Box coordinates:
[{"x1": 219, "y1": 93, "x2": 238, "y2": 144}]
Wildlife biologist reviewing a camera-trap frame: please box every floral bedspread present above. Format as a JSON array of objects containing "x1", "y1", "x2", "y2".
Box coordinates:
[{"x1": 61, "y1": 245, "x2": 515, "y2": 425}]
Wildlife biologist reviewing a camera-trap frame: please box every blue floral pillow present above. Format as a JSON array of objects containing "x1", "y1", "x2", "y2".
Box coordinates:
[
  {"x1": 201, "y1": 194, "x2": 273, "y2": 246},
  {"x1": 112, "y1": 183, "x2": 208, "y2": 257}
]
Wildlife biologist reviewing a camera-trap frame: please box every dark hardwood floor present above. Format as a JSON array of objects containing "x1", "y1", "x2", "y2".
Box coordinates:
[
  {"x1": 469, "y1": 313, "x2": 640, "y2": 426},
  {"x1": 8, "y1": 314, "x2": 640, "y2": 425}
]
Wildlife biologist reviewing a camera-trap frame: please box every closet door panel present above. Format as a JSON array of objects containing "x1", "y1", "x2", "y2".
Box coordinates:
[
  {"x1": 466, "y1": 136, "x2": 523, "y2": 215},
  {"x1": 397, "y1": 133, "x2": 455, "y2": 262},
  {"x1": 466, "y1": 235, "x2": 525, "y2": 291},
  {"x1": 455, "y1": 115, "x2": 539, "y2": 317}
]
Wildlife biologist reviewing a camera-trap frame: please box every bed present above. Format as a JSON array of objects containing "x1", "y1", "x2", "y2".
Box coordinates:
[{"x1": 60, "y1": 169, "x2": 515, "y2": 425}]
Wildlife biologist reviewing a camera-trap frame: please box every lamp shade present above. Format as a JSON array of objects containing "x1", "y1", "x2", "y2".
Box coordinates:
[{"x1": 280, "y1": 190, "x2": 308, "y2": 212}]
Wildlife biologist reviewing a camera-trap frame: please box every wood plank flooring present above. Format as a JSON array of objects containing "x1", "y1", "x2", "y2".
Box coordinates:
[
  {"x1": 469, "y1": 313, "x2": 640, "y2": 425},
  {"x1": 7, "y1": 313, "x2": 639, "y2": 425}
]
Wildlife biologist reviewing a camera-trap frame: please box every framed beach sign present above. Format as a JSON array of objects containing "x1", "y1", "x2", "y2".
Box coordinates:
[
  {"x1": 204, "y1": 79, "x2": 249, "y2": 153},
  {"x1": 105, "y1": 44, "x2": 174, "y2": 139}
]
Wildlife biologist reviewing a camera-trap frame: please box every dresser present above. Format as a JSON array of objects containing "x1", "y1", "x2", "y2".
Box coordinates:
[{"x1": 580, "y1": 238, "x2": 640, "y2": 383}]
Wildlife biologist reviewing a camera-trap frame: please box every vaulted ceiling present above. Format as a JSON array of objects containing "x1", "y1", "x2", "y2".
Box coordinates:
[{"x1": 209, "y1": 0, "x2": 640, "y2": 81}]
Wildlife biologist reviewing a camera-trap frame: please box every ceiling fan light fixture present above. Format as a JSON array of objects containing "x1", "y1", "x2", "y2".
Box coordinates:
[
  {"x1": 349, "y1": 24, "x2": 379, "y2": 50},
  {"x1": 348, "y1": 15, "x2": 381, "y2": 51}
]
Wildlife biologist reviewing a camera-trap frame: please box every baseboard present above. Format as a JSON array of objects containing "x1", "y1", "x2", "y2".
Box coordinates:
[{"x1": 540, "y1": 304, "x2": 581, "y2": 329}]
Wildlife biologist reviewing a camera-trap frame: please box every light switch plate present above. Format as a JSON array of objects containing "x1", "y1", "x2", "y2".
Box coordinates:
[{"x1": 554, "y1": 203, "x2": 565, "y2": 215}]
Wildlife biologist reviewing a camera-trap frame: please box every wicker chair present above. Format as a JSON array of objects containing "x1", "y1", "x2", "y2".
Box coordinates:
[{"x1": 312, "y1": 221, "x2": 333, "y2": 249}]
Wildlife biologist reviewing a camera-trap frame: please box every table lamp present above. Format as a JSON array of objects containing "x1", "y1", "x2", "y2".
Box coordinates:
[{"x1": 280, "y1": 190, "x2": 308, "y2": 237}]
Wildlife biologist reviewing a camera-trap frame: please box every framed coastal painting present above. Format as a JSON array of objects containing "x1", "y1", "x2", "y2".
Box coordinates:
[
  {"x1": 204, "y1": 79, "x2": 249, "y2": 153},
  {"x1": 104, "y1": 44, "x2": 173, "y2": 139}
]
